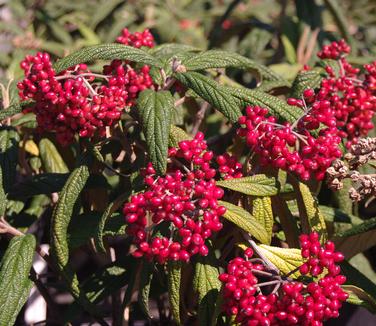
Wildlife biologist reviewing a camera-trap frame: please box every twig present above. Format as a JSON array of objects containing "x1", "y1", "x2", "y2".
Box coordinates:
[
  {"x1": 191, "y1": 102, "x2": 210, "y2": 135},
  {"x1": 302, "y1": 28, "x2": 320, "y2": 65},
  {"x1": 297, "y1": 25, "x2": 310, "y2": 64},
  {"x1": 174, "y1": 96, "x2": 186, "y2": 107},
  {"x1": 243, "y1": 232, "x2": 279, "y2": 274}
]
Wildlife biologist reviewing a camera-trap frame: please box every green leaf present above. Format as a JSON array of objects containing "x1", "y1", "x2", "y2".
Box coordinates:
[
  {"x1": 167, "y1": 261, "x2": 182, "y2": 325},
  {"x1": 0, "y1": 100, "x2": 34, "y2": 121},
  {"x1": 68, "y1": 212, "x2": 125, "y2": 250},
  {"x1": 94, "y1": 194, "x2": 128, "y2": 252},
  {"x1": 334, "y1": 218, "x2": 376, "y2": 259},
  {"x1": 63, "y1": 261, "x2": 129, "y2": 322},
  {"x1": 343, "y1": 285, "x2": 376, "y2": 313},
  {"x1": 137, "y1": 89, "x2": 174, "y2": 175},
  {"x1": 39, "y1": 138, "x2": 69, "y2": 173},
  {"x1": 53, "y1": 44, "x2": 162, "y2": 74},
  {"x1": 9, "y1": 173, "x2": 109, "y2": 199},
  {"x1": 0, "y1": 127, "x2": 20, "y2": 216},
  {"x1": 252, "y1": 197, "x2": 273, "y2": 244},
  {"x1": 0, "y1": 127, "x2": 20, "y2": 193},
  {"x1": 290, "y1": 68, "x2": 324, "y2": 98},
  {"x1": 257, "y1": 80, "x2": 292, "y2": 93},
  {"x1": 181, "y1": 50, "x2": 285, "y2": 81},
  {"x1": 219, "y1": 201, "x2": 270, "y2": 244},
  {"x1": 293, "y1": 181, "x2": 327, "y2": 242},
  {"x1": 0, "y1": 234, "x2": 36, "y2": 326},
  {"x1": 174, "y1": 72, "x2": 241, "y2": 123},
  {"x1": 138, "y1": 259, "x2": 153, "y2": 318},
  {"x1": 193, "y1": 253, "x2": 221, "y2": 326},
  {"x1": 226, "y1": 87, "x2": 302, "y2": 123},
  {"x1": 169, "y1": 125, "x2": 191, "y2": 148},
  {"x1": 50, "y1": 154, "x2": 96, "y2": 314},
  {"x1": 258, "y1": 244, "x2": 303, "y2": 277},
  {"x1": 149, "y1": 43, "x2": 200, "y2": 58},
  {"x1": 217, "y1": 175, "x2": 278, "y2": 196}
]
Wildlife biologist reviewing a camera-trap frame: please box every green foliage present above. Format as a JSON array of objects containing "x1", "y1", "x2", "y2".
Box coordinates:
[
  {"x1": 137, "y1": 89, "x2": 174, "y2": 175},
  {"x1": 217, "y1": 175, "x2": 278, "y2": 196},
  {"x1": 0, "y1": 235, "x2": 36, "y2": 326}
]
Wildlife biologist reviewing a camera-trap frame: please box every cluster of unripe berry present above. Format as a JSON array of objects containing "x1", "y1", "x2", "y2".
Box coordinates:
[
  {"x1": 17, "y1": 29, "x2": 154, "y2": 145},
  {"x1": 219, "y1": 233, "x2": 348, "y2": 325},
  {"x1": 237, "y1": 105, "x2": 342, "y2": 181},
  {"x1": 123, "y1": 133, "x2": 228, "y2": 263}
]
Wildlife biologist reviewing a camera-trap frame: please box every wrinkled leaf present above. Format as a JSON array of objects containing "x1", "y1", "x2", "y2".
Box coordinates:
[
  {"x1": 219, "y1": 201, "x2": 269, "y2": 244},
  {"x1": 217, "y1": 175, "x2": 278, "y2": 196}
]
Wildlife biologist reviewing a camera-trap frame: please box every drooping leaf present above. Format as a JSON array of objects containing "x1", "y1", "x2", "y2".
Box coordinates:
[
  {"x1": 219, "y1": 201, "x2": 270, "y2": 244},
  {"x1": 39, "y1": 138, "x2": 69, "y2": 173},
  {"x1": 226, "y1": 86, "x2": 302, "y2": 123},
  {"x1": 252, "y1": 197, "x2": 273, "y2": 244},
  {"x1": 50, "y1": 154, "x2": 96, "y2": 314},
  {"x1": 95, "y1": 194, "x2": 129, "y2": 252},
  {"x1": 293, "y1": 181, "x2": 327, "y2": 242},
  {"x1": 334, "y1": 217, "x2": 376, "y2": 259},
  {"x1": 343, "y1": 285, "x2": 376, "y2": 313},
  {"x1": 167, "y1": 261, "x2": 182, "y2": 325},
  {"x1": 0, "y1": 127, "x2": 20, "y2": 193},
  {"x1": 63, "y1": 261, "x2": 130, "y2": 322},
  {"x1": 138, "y1": 259, "x2": 153, "y2": 318},
  {"x1": 258, "y1": 244, "x2": 303, "y2": 277},
  {"x1": 174, "y1": 72, "x2": 242, "y2": 123},
  {"x1": 181, "y1": 50, "x2": 285, "y2": 81},
  {"x1": 217, "y1": 175, "x2": 278, "y2": 196},
  {"x1": 9, "y1": 173, "x2": 109, "y2": 199},
  {"x1": 257, "y1": 80, "x2": 292, "y2": 93},
  {"x1": 68, "y1": 212, "x2": 125, "y2": 250},
  {"x1": 193, "y1": 253, "x2": 222, "y2": 326},
  {"x1": 0, "y1": 234, "x2": 36, "y2": 325},
  {"x1": 169, "y1": 125, "x2": 191, "y2": 148},
  {"x1": 53, "y1": 44, "x2": 162, "y2": 74},
  {"x1": 137, "y1": 89, "x2": 174, "y2": 175}
]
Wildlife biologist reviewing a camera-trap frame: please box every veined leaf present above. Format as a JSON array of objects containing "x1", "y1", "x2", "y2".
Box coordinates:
[
  {"x1": 193, "y1": 253, "x2": 221, "y2": 326},
  {"x1": 137, "y1": 89, "x2": 174, "y2": 175},
  {"x1": 50, "y1": 154, "x2": 96, "y2": 314},
  {"x1": 219, "y1": 201, "x2": 269, "y2": 244},
  {"x1": 174, "y1": 72, "x2": 241, "y2": 123},
  {"x1": 149, "y1": 43, "x2": 200, "y2": 58},
  {"x1": 39, "y1": 138, "x2": 69, "y2": 173},
  {"x1": 0, "y1": 234, "x2": 36, "y2": 325},
  {"x1": 0, "y1": 127, "x2": 20, "y2": 193},
  {"x1": 226, "y1": 86, "x2": 302, "y2": 123},
  {"x1": 0, "y1": 127, "x2": 20, "y2": 216},
  {"x1": 169, "y1": 125, "x2": 191, "y2": 148},
  {"x1": 167, "y1": 261, "x2": 182, "y2": 325},
  {"x1": 293, "y1": 182, "x2": 327, "y2": 242},
  {"x1": 53, "y1": 44, "x2": 162, "y2": 74},
  {"x1": 258, "y1": 244, "x2": 303, "y2": 277},
  {"x1": 344, "y1": 285, "x2": 376, "y2": 313},
  {"x1": 138, "y1": 259, "x2": 153, "y2": 318},
  {"x1": 252, "y1": 197, "x2": 273, "y2": 244},
  {"x1": 290, "y1": 68, "x2": 323, "y2": 98},
  {"x1": 95, "y1": 193, "x2": 129, "y2": 252},
  {"x1": 68, "y1": 212, "x2": 125, "y2": 250},
  {"x1": 181, "y1": 50, "x2": 285, "y2": 81},
  {"x1": 0, "y1": 100, "x2": 34, "y2": 121},
  {"x1": 217, "y1": 175, "x2": 278, "y2": 196},
  {"x1": 257, "y1": 80, "x2": 292, "y2": 93}
]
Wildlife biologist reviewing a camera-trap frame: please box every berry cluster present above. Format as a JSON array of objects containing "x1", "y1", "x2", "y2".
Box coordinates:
[
  {"x1": 116, "y1": 28, "x2": 154, "y2": 48},
  {"x1": 291, "y1": 40, "x2": 376, "y2": 148},
  {"x1": 219, "y1": 233, "x2": 348, "y2": 325},
  {"x1": 18, "y1": 29, "x2": 155, "y2": 145},
  {"x1": 216, "y1": 153, "x2": 243, "y2": 179},
  {"x1": 123, "y1": 133, "x2": 226, "y2": 264},
  {"x1": 237, "y1": 106, "x2": 342, "y2": 181}
]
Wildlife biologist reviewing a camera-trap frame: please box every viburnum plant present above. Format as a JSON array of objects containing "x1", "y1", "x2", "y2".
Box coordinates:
[{"x1": 1, "y1": 27, "x2": 376, "y2": 326}]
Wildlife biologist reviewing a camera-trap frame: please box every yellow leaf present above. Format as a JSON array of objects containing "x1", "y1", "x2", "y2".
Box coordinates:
[{"x1": 22, "y1": 140, "x2": 39, "y2": 156}]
